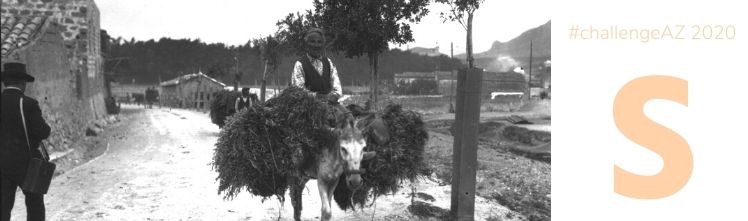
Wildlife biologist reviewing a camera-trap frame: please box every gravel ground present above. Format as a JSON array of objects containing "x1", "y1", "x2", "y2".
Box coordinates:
[{"x1": 10, "y1": 105, "x2": 511, "y2": 221}]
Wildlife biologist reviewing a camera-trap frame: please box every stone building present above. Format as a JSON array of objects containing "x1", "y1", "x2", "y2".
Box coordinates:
[
  {"x1": 160, "y1": 72, "x2": 227, "y2": 109},
  {"x1": 483, "y1": 71, "x2": 527, "y2": 95},
  {"x1": 1, "y1": 0, "x2": 106, "y2": 152},
  {"x1": 408, "y1": 46, "x2": 444, "y2": 57},
  {"x1": 395, "y1": 71, "x2": 457, "y2": 96}
]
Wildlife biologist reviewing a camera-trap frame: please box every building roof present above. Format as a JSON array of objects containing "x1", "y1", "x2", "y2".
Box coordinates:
[
  {"x1": 395, "y1": 72, "x2": 438, "y2": 79},
  {"x1": 409, "y1": 46, "x2": 444, "y2": 57},
  {"x1": 159, "y1": 72, "x2": 227, "y2": 87},
  {"x1": 484, "y1": 71, "x2": 526, "y2": 81},
  {"x1": 434, "y1": 71, "x2": 456, "y2": 80},
  {"x1": 395, "y1": 71, "x2": 458, "y2": 80},
  {"x1": 1, "y1": 16, "x2": 49, "y2": 58}
]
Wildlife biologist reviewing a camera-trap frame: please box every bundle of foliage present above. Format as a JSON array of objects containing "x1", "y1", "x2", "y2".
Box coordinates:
[
  {"x1": 213, "y1": 87, "x2": 429, "y2": 210},
  {"x1": 334, "y1": 104, "x2": 430, "y2": 210},
  {"x1": 212, "y1": 87, "x2": 336, "y2": 200},
  {"x1": 209, "y1": 90, "x2": 241, "y2": 128}
]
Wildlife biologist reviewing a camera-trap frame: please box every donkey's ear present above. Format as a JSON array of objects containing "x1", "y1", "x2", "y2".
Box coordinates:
[
  {"x1": 327, "y1": 127, "x2": 340, "y2": 136},
  {"x1": 354, "y1": 113, "x2": 376, "y2": 130},
  {"x1": 368, "y1": 117, "x2": 390, "y2": 145},
  {"x1": 346, "y1": 104, "x2": 367, "y2": 118},
  {"x1": 362, "y1": 151, "x2": 376, "y2": 161},
  {"x1": 353, "y1": 118, "x2": 363, "y2": 130}
]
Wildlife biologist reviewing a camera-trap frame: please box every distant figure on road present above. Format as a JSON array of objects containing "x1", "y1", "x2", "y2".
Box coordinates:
[
  {"x1": 145, "y1": 87, "x2": 157, "y2": 109},
  {"x1": 235, "y1": 87, "x2": 252, "y2": 112},
  {"x1": 249, "y1": 93, "x2": 259, "y2": 104},
  {"x1": 1, "y1": 62, "x2": 51, "y2": 221},
  {"x1": 132, "y1": 93, "x2": 145, "y2": 107}
]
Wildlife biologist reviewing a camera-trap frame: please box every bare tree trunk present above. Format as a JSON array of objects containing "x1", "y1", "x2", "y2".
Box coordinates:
[
  {"x1": 260, "y1": 60, "x2": 269, "y2": 102},
  {"x1": 196, "y1": 75, "x2": 203, "y2": 109},
  {"x1": 467, "y1": 12, "x2": 474, "y2": 69},
  {"x1": 274, "y1": 68, "x2": 281, "y2": 95},
  {"x1": 369, "y1": 52, "x2": 379, "y2": 110},
  {"x1": 374, "y1": 53, "x2": 379, "y2": 108},
  {"x1": 234, "y1": 72, "x2": 240, "y2": 92}
]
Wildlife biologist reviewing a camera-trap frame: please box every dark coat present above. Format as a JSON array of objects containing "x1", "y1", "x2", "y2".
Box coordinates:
[{"x1": 0, "y1": 88, "x2": 51, "y2": 183}]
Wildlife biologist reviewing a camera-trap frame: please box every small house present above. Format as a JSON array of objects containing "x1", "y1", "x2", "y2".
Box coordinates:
[
  {"x1": 159, "y1": 72, "x2": 226, "y2": 109},
  {"x1": 408, "y1": 46, "x2": 444, "y2": 57}
]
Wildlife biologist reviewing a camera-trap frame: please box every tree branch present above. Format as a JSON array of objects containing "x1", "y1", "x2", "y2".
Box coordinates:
[{"x1": 450, "y1": 5, "x2": 468, "y2": 31}]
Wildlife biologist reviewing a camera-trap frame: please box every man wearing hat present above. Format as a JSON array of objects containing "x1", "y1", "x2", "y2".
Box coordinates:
[
  {"x1": 1, "y1": 62, "x2": 51, "y2": 221},
  {"x1": 290, "y1": 27, "x2": 343, "y2": 102},
  {"x1": 290, "y1": 27, "x2": 352, "y2": 127},
  {"x1": 234, "y1": 87, "x2": 252, "y2": 112}
]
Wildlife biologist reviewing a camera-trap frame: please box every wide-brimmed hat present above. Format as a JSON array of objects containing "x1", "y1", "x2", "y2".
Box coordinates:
[
  {"x1": 1, "y1": 62, "x2": 35, "y2": 82},
  {"x1": 305, "y1": 28, "x2": 325, "y2": 40}
]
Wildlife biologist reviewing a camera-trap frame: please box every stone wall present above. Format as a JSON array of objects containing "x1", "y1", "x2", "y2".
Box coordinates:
[
  {"x1": 2, "y1": 0, "x2": 104, "y2": 87},
  {"x1": 2, "y1": 0, "x2": 106, "y2": 152},
  {"x1": 23, "y1": 24, "x2": 91, "y2": 152},
  {"x1": 2, "y1": 0, "x2": 97, "y2": 42}
]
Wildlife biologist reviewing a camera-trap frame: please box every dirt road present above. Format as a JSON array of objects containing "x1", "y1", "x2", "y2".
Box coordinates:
[{"x1": 10, "y1": 105, "x2": 512, "y2": 221}]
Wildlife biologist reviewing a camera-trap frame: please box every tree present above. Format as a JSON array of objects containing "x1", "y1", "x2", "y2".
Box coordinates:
[
  {"x1": 108, "y1": 35, "x2": 463, "y2": 87},
  {"x1": 232, "y1": 50, "x2": 240, "y2": 92},
  {"x1": 253, "y1": 35, "x2": 284, "y2": 102},
  {"x1": 436, "y1": 0, "x2": 484, "y2": 69},
  {"x1": 206, "y1": 63, "x2": 227, "y2": 79},
  {"x1": 313, "y1": 0, "x2": 430, "y2": 109},
  {"x1": 276, "y1": 11, "x2": 322, "y2": 57}
]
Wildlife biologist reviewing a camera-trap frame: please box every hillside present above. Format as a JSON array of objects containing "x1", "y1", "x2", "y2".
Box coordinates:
[{"x1": 457, "y1": 20, "x2": 551, "y2": 72}]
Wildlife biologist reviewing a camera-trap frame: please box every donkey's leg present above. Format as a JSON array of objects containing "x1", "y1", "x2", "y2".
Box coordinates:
[
  {"x1": 325, "y1": 176, "x2": 340, "y2": 210},
  {"x1": 317, "y1": 178, "x2": 337, "y2": 221},
  {"x1": 289, "y1": 176, "x2": 308, "y2": 221}
]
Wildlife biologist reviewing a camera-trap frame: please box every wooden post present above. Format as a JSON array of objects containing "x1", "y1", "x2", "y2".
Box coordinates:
[
  {"x1": 451, "y1": 42, "x2": 455, "y2": 101},
  {"x1": 451, "y1": 68, "x2": 482, "y2": 220},
  {"x1": 234, "y1": 52, "x2": 240, "y2": 92},
  {"x1": 527, "y1": 41, "x2": 533, "y2": 101}
]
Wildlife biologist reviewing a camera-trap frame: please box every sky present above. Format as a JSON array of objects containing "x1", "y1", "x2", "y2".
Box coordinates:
[{"x1": 97, "y1": 0, "x2": 550, "y2": 55}]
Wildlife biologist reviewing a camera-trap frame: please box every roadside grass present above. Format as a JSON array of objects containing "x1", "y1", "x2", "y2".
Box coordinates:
[
  {"x1": 424, "y1": 120, "x2": 551, "y2": 221},
  {"x1": 344, "y1": 95, "x2": 527, "y2": 114}
]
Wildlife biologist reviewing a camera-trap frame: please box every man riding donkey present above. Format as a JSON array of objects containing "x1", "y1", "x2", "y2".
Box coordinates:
[
  {"x1": 287, "y1": 28, "x2": 383, "y2": 221},
  {"x1": 291, "y1": 28, "x2": 344, "y2": 110}
]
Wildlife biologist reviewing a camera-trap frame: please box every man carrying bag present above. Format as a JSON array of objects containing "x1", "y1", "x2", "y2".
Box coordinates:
[{"x1": 1, "y1": 62, "x2": 53, "y2": 221}]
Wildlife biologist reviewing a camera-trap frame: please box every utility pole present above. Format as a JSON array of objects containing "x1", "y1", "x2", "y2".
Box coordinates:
[
  {"x1": 157, "y1": 73, "x2": 162, "y2": 108},
  {"x1": 234, "y1": 50, "x2": 240, "y2": 92},
  {"x1": 450, "y1": 42, "x2": 455, "y2": 112},
  {"x1": 527, "y1": 41, "x2": 533, "y2": 101}
]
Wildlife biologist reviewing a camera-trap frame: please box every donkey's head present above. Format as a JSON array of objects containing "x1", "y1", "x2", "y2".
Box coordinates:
[{"x1": 330, "y1": 118, "x2": 376, "y2": 190}]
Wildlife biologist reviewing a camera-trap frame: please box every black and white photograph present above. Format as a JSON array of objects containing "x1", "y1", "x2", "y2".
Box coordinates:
[{"x1": 1, "y1": 0, "x2": 550, "y2": 220}]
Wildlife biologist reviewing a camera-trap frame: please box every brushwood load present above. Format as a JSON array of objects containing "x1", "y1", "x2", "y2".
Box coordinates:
[
  {"x1": 209, "y1": 90, "x2": 241, "y2": 128},
  {"x1": 212, "y1": 86, "x2": 429, "y2": 210}
]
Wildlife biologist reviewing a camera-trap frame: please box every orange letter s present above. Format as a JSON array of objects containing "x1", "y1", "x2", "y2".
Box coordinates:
[{"x1": 613, "y1": 75, "x2": 692, "y2": 199}]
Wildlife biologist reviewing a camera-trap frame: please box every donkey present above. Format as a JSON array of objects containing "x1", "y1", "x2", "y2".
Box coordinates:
[{"x1": 288, "y1": 106, "x2": 388, "y2": 221}]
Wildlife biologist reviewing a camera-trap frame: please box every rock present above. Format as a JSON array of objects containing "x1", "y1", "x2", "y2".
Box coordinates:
[
  {"x1": 85, "y1": 126, "x2": 103, "y2": 136},
  {"x1": 94, "y1": 121, "x2": 106, "y2": 129},
  {"x1": 105, "y1": 116, "x2": 119, "y2": 124}
]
